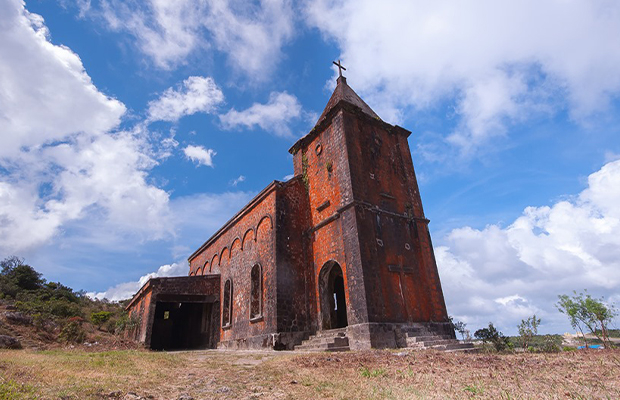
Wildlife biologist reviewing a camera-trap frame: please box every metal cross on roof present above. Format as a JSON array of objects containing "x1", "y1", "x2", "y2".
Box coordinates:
[{"x1": 333, "y1": 60, "x2": 346, "y2": 77}]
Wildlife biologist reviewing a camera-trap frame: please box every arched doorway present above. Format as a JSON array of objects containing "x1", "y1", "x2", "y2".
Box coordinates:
[{"x1": 318, "y1": 261, "x2": 348, "y2": 330}]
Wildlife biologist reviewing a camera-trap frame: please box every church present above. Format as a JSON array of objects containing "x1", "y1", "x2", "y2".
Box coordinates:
[{"x1": 125, "y1": 67, "x2": 465, "y2": 352}]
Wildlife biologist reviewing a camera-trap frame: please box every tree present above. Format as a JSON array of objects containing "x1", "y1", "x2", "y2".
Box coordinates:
[
  {"x1": 449, "y1": 316, "x2": 469, "y2": 341},
  {"x1": 0, "y1": 256, "x2": 44, "y2": 296},
  {"x1": 557, "y1": 291, "x2": 617, "y2": 348},
  {"x1": 517, "y1": 315, "x2": 541, "y2": 349},
  {"x1": 474, "y1": 323, "x2": 510, "y2": 351}
]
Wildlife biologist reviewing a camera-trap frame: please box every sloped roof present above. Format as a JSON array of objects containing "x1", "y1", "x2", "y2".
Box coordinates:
[{"x1": 314, "y1": 76, "x2": 381, "y2": 127}]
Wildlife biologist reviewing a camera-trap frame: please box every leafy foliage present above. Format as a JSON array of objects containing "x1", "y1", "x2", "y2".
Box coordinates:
[
  {"x1": 474, "y1": 323, "x2": 510, "y2": 351},
  {"x1": 59, "y1": 321, "x2": 86, "y2": 344},
  {"x1": 91, "y1": 311, "x2": 113, "y2": 329},
  {"x1": 517, "y1": 315, "x2": 541, "y2": 349},
  {"x1": 557, "y1": 290, "x2": 617, "y2": 348},
  {"x1": 0, "y1": 256, "x2": 126, "y2": 344},
  {"x1": 449, "y1": 316, "x2": 470, "y2": 341}
]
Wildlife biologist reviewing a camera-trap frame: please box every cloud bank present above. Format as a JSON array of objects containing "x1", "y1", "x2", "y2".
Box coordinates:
[
  {"x1": 438, "y1": 159, "x2": 620, "y2": 334},
  {"x1": 88, "y1": 262, "x2": 187, "y2": 301},
  {"x1": 306, "y1": 0, "x2": 620, "y2": 155},
  {"x1": 98, "y1": 0, "x2": 294, "y2": 78},
  {"x1": 0, "y1": 0, "x2": 171, "y2": 254}
]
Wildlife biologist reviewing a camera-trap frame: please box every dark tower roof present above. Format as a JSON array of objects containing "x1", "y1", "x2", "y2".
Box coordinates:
[
  {"x1": 314, "y1": 76, "x2": 381, "y2": 127},
  {"x1": 289, "y1": 75, "x2": 383, "y2": 154}
]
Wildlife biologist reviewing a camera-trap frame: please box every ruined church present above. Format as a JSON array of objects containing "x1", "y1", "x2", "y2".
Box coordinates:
[{"x1": 125, "y1": 69, "x2": 464, "y2": 351}]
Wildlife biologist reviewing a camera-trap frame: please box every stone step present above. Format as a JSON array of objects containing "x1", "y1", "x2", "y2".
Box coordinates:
[
  {"x1": 295, "y1": 342, "x2": 350, "y2": 351},
  {"x1": 311, "y1": 328, "x2": 347, "y2": 338},
  {"x1": 298, "y1": 336, "x2": 349, "y2": 347},
  {"x1": 409, "y1": 339, "x2": 476, "y2": 352},
  {"x1": 294, "y1": 329, "x2": 350, "y2": 352},
  {"x1": 406, "y1": 335, "x2": 453, "y2": 343}
]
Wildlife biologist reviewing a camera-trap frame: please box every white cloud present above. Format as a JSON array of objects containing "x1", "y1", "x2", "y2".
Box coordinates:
[
  {"x1": 0, "y1": 0, "x2": 125, "y2": 159},
  {"x1": 0, "y1": 0, "x2": 171, "y2": 254},
  {"x1": 183, "y1": 145, "x2": 216, "y2": 167},
  {"x1": 230, "y1": 175, "x2": 245, "y2": 186},
  {"x1": 88, "y1": 262, "x2": 187, "y2": 301},
  {"x1": 437, "y1": 159, "x2": 620, "y2": 335},
  {"x1": 219, "y1": 91, "x2": 302, "y2": 137},
  {"x1": 98, "y1": 0, "x2": 294, "y2": 78},
  {"x1": 147, "y1": 76, "x2": 224, "y2": 122},
  {"x1": 305, "y1": 0, "x2": 620, "y2": 155},
  {"x1": 86, "y1": 191, "x2": 254, "y2": 300}
]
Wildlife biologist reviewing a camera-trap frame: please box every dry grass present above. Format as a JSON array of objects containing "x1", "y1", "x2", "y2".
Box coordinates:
[{"x1": 1, "y1": 348, "x2": 619, "y2": 399}]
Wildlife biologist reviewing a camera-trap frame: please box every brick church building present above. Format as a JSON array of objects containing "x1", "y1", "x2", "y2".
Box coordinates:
[{"x1": 125, "y1": 70, "x2": 461, "y2": 351}]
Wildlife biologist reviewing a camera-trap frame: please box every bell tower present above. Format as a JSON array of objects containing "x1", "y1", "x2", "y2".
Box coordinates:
[{"x1": 289, "y1": 69, "x2": 452, "y2": 349}]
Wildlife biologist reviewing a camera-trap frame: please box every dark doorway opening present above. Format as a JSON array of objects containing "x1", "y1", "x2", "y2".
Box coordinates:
[
  {"x1": 150, "y1": 300, "x2": 219, "y2": 350},
  {"x1": 318, "y1": 261, "x2": 348, "y2": 330}
]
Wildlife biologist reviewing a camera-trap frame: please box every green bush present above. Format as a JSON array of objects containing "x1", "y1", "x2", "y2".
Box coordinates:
[
  {"x1": 475, "y1": 323, "x2": 510, "y2": 352},
  {"x1": 90, "y1": 311, "x2": 113, "y2": 329},
  {"x1": 58, "y1": 321, "x2": 86, "y2": 344}
]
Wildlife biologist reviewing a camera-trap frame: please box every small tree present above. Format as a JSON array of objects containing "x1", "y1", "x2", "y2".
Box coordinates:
[
  {"x1": 474, "y1": 322, "x2": 510, "y2": 351},
  {"x1": 557, "y1": 291, "x2": 617, "y2": 348},
  {"x1": 517, "y1": 314, "x2": 541, "y2": 349},
  {"x1": 449, "y1": 316, "x2": 469, "y2": 341}
]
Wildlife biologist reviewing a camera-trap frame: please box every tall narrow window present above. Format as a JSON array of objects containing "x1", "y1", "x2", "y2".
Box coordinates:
[
  {"x1": 222, "y1": 279, "x2": 232, "y2": 327},
  {"x1": 250, "y1": 264, "x2": 262, "y2": 320}
]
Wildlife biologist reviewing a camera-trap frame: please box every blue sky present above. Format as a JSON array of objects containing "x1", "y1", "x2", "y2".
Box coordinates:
[{"x1": 2, "y1": 0, "x2": 620, "y2": 335}]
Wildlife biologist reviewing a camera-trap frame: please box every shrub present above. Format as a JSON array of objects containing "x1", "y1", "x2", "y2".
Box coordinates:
[
  {"x1": 474, "y1": 323, "x2": 510, "y2": 352},
  {"x1": 58, "y1": 321, "x2": 86, "y2": 344},
  {"x1": 90, "y1": 311, "x2": 113, "y2": 329}
]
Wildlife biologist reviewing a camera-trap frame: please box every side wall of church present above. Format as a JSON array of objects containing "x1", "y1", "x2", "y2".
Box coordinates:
[{"x1": 188, "y1": 186, "x2": 279, "y2": 348}]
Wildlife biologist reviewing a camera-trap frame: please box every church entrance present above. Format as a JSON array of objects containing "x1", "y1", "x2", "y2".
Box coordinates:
[
  {"x1": 150, "y1": 297, "x2": 220, "y2": 350},
  {"x1": 318, "y1": 261, "x2": 348, "y2": 330}
]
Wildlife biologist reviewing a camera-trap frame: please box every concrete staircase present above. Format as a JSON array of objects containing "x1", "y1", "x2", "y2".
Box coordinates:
[
  {"x1": 294, "y1": 326, "x2": 475, "y2": 353},
  {"x1": 294, "y1": 328, "x2": 350, "y2": 352},
  {"x1": 400, "y1": 325, "x2": 475, "y2": 353}
]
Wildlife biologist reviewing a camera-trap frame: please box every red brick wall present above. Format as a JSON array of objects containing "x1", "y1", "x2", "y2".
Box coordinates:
[
  {"x1": 188, "y1": 186, "x2": 279, "y2": 343},
  {"x1": 275, "y1": 177, "x2": 315, "y2": 333},
  {"x1": 342, "y1": 108, "x2": 449, "y2": 323},
  {"x1": 292, "y1": 102, "x2": 448, "y2": 328}
]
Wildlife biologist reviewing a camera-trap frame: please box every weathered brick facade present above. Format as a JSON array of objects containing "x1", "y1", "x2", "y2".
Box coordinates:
[{"x1": 126, "y1": 75, "x2": 453, "y2": 350}]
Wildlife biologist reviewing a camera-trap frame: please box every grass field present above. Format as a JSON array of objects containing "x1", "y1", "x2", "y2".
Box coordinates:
[{"x1": 1, "y1": 348, "x2": 619, "y2": 399}]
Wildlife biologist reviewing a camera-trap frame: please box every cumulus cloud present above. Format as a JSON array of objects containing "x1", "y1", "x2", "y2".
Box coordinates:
[
  {"x1": 97, "y1": 0, "x2": 294, "y2": 78},
  {"x1": 305, "y1": 0, "x2": 620, "y2": 155},
  {"x1": 437, "y1": 159, "x2": 620, "y2": 335},
  {"x1": 0, "y1": 0, "x2": 171, "y2": 254},
  {"x1": 147, "y1": 76, "x2": 224, "y2": 122},
  {"x1": 183, "y1": 145, "x2": 216, "y2": 167},
  {"x1": 88, "y1": 262, "x2": 187, "y2": 301},
  {"x1": 87, "y1": 191, "x2": 254, "y2": 300},
  {"x1": 219, "y1": 92, "x2": 302, "y2": 137}
]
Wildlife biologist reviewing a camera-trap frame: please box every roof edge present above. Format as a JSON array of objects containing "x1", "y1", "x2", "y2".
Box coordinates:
[
  {"x1": 188, "y1": 180, "x2": 282, "y2": 262},
  {"x1": 289, "y1": 100, "x2": 411, "y2": 155}
]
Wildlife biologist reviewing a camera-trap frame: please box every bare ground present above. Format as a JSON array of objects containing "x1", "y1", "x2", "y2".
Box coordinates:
[{"x1": 1, "y1": 348, "x2": 619, "y2": 399}]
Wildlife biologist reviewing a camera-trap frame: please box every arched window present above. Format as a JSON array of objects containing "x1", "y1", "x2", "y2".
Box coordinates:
[
  {"x1": 250, "y1": 264, "x2": 262, "y2": 320},
  {"x1": 222, "y1": 279, "x2": 233, "y2": 327}
]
